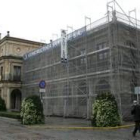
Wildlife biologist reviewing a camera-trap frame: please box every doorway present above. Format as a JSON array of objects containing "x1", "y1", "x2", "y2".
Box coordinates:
[{"x1": 11, "y1": 89, "x2": 21, "y2": 111}]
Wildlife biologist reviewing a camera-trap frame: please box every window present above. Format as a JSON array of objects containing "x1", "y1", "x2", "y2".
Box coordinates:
[
  {"x1": 96, "y1": 80, "x2": 110, "y2": 94},
  {"x1": 13, "y1": 66, "x2": 21, "y2": 81},
  {"x1": 80, "y1": 57, "x2": 86, "y2": 64},
  {"x1": 80, "y1": 49, "x2": 86, "y2": 56},
  {"x1": 97, "y1": 51, "x2": 108, "y2": 60},
  {"x1": 78, "y1": 82, "x2": 87, "y2": 105},
  {"x1": 99, "y1": 53, "x2": 104, "y2": 60},
  {"x1": 80, "y1": 49, "x2": 86, "y2": 64},
  {"x1": 97, "y1": 42, "x2": 106, "y2": 50},
  {"x1": 104, "y1": 52, "x2": 108, "y2": 59},
  {"x1": 78, "y1": 82, "x2": 87, "y2": 95}
]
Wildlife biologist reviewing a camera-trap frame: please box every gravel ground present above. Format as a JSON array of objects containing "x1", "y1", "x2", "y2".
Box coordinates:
[{"x1": 0, "y1": 117, "x2": 140, "y2": 140}]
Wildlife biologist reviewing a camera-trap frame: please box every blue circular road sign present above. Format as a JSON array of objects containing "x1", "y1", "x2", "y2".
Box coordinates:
[{"x1": 39, "y1": 80, "x2": 46, "y2": 88}]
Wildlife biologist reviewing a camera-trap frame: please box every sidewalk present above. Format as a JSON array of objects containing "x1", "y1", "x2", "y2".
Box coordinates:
[
  {"x1": 45, "y1": 117, "x2": 91, "y2": 127},
  {"x1": 26, "y1": 116, "x2": 135, "y2": 130},
  {"x1": 0, "y1": 116, "x2": 135, "y2": 130}
]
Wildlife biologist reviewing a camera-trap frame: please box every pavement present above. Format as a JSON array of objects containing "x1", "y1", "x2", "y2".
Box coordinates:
[
  {"x1": 28, "y1": 117, "x2": 134, "y2": 130},
  {"x1": 0, "y1": 116, "x2": 140, "y2": 140}
]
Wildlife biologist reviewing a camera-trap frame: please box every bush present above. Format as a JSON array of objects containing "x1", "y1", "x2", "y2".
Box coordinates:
[
  {"x1": 0, "y1": 111, "x2": 20, "y2": 119},
  {"x1": 91, "y1": 92, "x2": 121, "y2": 127},
  {"x1": 0, "y1": 96, "x2": 6, "y2": 111},
  {"x1": 20, "y1": 95, "x2": 44, "y2": 125}
]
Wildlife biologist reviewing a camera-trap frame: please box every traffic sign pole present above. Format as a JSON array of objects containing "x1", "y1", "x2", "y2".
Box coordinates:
[{"x1": 39, "y1": 80, "x2": 46, "y2": 103}]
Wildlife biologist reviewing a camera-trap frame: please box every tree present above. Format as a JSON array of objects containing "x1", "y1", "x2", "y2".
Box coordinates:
[
  {"x1": 20, "y1": 95, "x2": 44, "y2": 125},
  {"x1": 91, "y1": 92, "x2": 121, "y2": 127}
]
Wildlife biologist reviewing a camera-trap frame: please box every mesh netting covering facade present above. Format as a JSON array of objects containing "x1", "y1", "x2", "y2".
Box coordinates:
[{"x1": 23, "y1": 11, "x2": 140, "y2": 120}]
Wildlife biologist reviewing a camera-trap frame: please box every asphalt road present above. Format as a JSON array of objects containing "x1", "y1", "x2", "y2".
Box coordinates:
[{"x1": 0, "y1": 117, "x2": 140, "y2": 140}]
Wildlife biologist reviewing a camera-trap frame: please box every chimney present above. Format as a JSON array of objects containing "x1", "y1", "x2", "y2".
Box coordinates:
[{"x1": 7, "y1": 31, "x2": 10, "y2": 37}]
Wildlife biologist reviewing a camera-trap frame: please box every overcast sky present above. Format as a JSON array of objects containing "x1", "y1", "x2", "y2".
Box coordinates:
[{"x1": 0, "y1": 0, "x2": 140, "y2": 43}]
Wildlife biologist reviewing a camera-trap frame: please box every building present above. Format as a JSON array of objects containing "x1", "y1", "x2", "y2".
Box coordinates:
[
  {"x1": 0, "y1": 32, "x2": 44, "y2": 111},
  {"x1": 23, "y1": 9, "x2": 140, "y2": 120}
]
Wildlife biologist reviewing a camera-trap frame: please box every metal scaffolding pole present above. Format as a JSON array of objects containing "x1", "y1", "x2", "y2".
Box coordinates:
[
  {"x1": 107, "y1": 0, "x2": 123, "y2": 123},
  {"x1": 85, "y1": 16, "x2": 91, "y2": 119}
]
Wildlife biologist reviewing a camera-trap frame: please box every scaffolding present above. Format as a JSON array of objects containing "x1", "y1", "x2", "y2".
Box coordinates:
[{"x1": 23, "y1": 1, "x2": 140, "y2": 120}]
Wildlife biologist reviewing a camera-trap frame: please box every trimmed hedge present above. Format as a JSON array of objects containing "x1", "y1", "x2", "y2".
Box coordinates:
[
  {"x1": 0, "y1": 97, "x2": 6, "y2": 111},
  {"x1": 20, "y1": 95, "x2": 44, "y2": 125},
  {"x1": 0, "y1": 111, "x2": 20, "y2": 119},
  {"x1": 91, "y1": 92, "x2": 121, "y2": 127}
]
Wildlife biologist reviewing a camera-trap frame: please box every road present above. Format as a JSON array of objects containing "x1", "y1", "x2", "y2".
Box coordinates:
[{"x1": 0, "y1": 117, "x2": 140, "y2": 140}]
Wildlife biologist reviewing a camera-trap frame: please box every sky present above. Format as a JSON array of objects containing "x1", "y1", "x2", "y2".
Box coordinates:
[{"x1": 0, "y1": 0, "x2": 140, "y2": 43}]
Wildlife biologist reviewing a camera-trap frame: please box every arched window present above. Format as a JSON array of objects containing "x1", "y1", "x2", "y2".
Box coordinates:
[
  {"x1": 78, "y1": 81, "x2": 87, "y2": 95},
  {"x1": 77, "y1": 81, "x2": 87, "y2": 106},
  {"x1": 95, "y1": 80, "x2": 110, "y2": 94}
]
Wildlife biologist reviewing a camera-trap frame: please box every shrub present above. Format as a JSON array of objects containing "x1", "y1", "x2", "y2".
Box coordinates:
[
  {"x1": 0, "y1": 96, "x2": 6, "y2": 111},
  {"x1": 91, "y1": 92, "x2": 121, "y2": 127},
  {"x1": 20, "y1": 95, "x2": 44, "y2": 125},
  {"x1": 0, "y1": 111, "x2": 20, "y2": 119}
]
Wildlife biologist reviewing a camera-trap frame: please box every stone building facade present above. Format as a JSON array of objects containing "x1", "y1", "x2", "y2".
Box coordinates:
[{"x1": 0, "y1": 33, "x2": 44, "y2": 111}]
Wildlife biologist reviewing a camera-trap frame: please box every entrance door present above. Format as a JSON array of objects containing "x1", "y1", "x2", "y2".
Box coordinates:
[{"x1": 11, "y1": 89, "x2": 21, "y2": 111}]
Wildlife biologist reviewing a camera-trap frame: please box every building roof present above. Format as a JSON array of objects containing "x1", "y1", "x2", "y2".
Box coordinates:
[{"x1": 0, "y1": 36, "x2": 46, "y2": 46}]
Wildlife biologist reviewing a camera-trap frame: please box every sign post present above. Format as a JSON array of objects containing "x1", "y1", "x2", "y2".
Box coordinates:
[{"x1": 39, "y1": 80, "x2": 46, "y2": 103}]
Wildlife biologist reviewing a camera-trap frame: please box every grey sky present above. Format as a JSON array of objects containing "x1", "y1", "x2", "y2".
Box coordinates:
[{"x1": 0, "y1": 0, "x2": 140, "y2": 43}]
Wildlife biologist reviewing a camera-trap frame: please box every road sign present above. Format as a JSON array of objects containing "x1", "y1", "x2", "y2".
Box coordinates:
[
  {"x1": 39, "y1": 80, "x2": 46, "y2": 88},
  {"x1": 39, "y1": 88, "x2": 46, "y2": 93},
  {"x1": 134, "y1": 87, "x2": 140, "y2": 104},
  {"x1": 135, "y1": 87, "x2": 140, "y2": 94}
]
